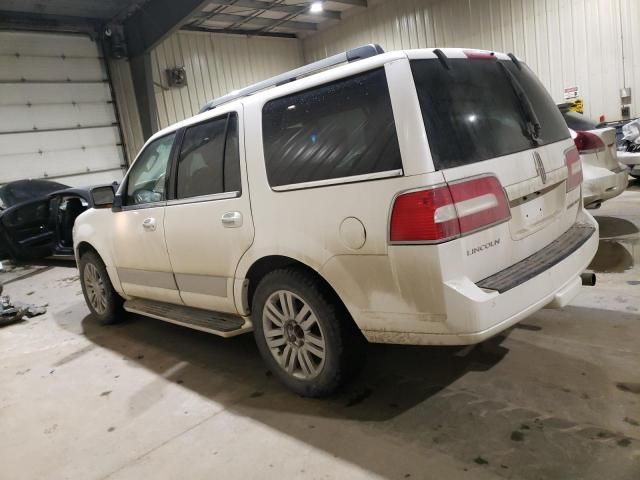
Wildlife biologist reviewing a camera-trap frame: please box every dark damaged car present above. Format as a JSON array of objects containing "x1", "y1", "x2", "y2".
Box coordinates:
[{"x1": 0, "y1": 180, "x2": 117, "y2": 260}]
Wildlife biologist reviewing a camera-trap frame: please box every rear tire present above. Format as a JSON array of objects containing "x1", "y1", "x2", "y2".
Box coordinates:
[
  {"x1": 252, "y1": 268, "x2": 365, "y2": 397},
  {"x1": 79, "y1": 251, "x2": 124, "y2": 325}
]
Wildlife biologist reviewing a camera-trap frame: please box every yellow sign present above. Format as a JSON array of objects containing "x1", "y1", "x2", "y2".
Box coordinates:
[{"x1": 568, "y1": 98, "x2": 583, "y2": 114}]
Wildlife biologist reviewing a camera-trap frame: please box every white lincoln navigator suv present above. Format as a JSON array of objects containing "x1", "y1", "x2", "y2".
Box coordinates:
[{"x1": 74, "y1": 45, "x2": 599, "y2": 396}]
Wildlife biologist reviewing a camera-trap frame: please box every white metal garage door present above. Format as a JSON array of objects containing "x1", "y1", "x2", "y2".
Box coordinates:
[{"x1": 0, "y1": 31, "x2": 126, "y2": 187}]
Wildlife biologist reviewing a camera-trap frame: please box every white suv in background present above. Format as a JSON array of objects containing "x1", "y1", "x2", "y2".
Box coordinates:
[{"x1": 74, "y1": 46, "x2": 599, "y2": 397}]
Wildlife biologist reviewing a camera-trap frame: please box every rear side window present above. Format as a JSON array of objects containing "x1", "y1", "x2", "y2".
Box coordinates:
[
  {"x1": 176, "y1": 113, "x2": 241, "y2": 199},
  {"x1": 262, "y1": 68, "x2": 402, "y2": 187},
  {"x1": 411, "y1": 59, "x2": 570, "y2": 170}
]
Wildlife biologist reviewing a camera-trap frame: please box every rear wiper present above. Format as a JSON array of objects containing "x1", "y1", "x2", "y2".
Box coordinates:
[{"x1": 498, "y1": 62, "x2": 541, "y2": 144}]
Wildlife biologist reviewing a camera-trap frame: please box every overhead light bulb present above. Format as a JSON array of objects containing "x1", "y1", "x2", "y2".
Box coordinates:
[{"x1": 310, "y1": 1, "x2": 323, "y2": 13}]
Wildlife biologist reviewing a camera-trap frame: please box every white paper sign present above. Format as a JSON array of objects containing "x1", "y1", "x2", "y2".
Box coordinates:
[{"x1": 564, "y1": 86, "x2": 579, "y2": 100}]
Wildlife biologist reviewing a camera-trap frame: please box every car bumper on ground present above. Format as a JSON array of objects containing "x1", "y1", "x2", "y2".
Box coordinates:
[
  {"x1": 362, "y1": 213, "x2": 599, "y2": 346},
  {"x1": 583, "y1": 168, "x2": 629, "y2": 207},
  {"x1": 616, "y1": 151, "x2": 640, "y2": 177}
]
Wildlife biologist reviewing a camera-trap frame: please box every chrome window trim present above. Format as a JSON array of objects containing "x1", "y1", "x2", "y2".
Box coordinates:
[
  {"x1": 121, "y1": 200, "x2": 167, "y2": 211},
  {"x1": 271, "y1": 169, "x2": 403, "y2": 192},
  {"x1": 166, "y1": 190, "x2": 240, "y2": 206}
]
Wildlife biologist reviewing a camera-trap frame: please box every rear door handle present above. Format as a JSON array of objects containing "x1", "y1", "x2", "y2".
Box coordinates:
[
  {"x1": 142, "y1": 217, "x2": 156, "y2": 231},
  {"x1": 221, "y1": 211, "x2": 242, "y2": 228}
]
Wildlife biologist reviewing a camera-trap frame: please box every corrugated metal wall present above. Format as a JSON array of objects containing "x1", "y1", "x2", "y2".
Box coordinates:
[
  {"x1": 304, "y1": 0, "x2": 638, "y2": 122},
  {"x1": 151, "y1": 31, "x2": 304, "y2": 129}
]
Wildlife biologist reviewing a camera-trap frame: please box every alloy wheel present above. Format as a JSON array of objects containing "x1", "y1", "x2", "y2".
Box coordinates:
[
  {"x1": 262, "y1": 290, "x2": 326, "y2": 380},
  {"x1": 84, "y1": 262, "x2": 107, "y2": 315}
]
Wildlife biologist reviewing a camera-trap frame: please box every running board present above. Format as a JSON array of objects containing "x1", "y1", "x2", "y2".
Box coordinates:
[{"x1": 123, "y1": 299, "x2": 251, "y2": 338}]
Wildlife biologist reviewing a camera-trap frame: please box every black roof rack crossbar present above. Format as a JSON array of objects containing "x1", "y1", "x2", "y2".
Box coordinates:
[{"x1": 199, "y1": 44, "x2": 385, "y2": 113}]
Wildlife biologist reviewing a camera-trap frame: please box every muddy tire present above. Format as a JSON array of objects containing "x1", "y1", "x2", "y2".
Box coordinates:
[
  {"x1": 79, "y1": 251, "x2": 124, "y2": 325},
  {"x1": 252, "y1": 268, "x2": 365, "y2": 397}
]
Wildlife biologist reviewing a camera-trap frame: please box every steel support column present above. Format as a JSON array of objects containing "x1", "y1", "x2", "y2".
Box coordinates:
[
  {"x1": 129, "y1": 54, "x2": 158, "y2": 142},
  {"x1": 124, "y1": 0, "x2": 209, "y2": 139}
]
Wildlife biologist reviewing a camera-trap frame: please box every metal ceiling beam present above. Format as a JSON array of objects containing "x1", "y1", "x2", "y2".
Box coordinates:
[
  {"x1": 328, "y1": 0, "x2": 367, "y2": 6},
  {"x1": 208, "y1": 0, "x2": 341, "y2": 20},
  {"x1": 181, "y1": 25, "x2": 296, "y2": 38},
  {"x1": 0, "y1": 10, "x2": 100, "y2": 36},
  {"x1": 197, "y1": 12, "x2": 318, "y2": 31},
  {"x1": 124, "y1": 0, "x2": 210, "y2": 56}
]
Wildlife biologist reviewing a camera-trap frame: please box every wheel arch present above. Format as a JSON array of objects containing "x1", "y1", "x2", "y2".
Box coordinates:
[
  {"x1": 241, "y1": 255, "x2": 355, "y2": 324},
  {"x1": 75, "y1": 240, "x2": 98, "y2": 260},
  {"x1": 75, "y1": 240, "x2": 125, "y2": 297}
]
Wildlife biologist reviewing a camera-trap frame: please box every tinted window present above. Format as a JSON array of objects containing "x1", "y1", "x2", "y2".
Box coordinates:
[
  {"x1": 411, "y1": 59, "x2": 570, "y2": 169},
  {"x1": 126, "y1": 133, "x2": 176, "y2": 206},
  {"x1": 176, "y1": 113, "x2": 241, "y2": 199},
  {"x1": 262, "y1": 68, "x2": 402, "y2": 187},
  {"x1": 562, "y1": 111, "x2": 598, "y2": 131}
]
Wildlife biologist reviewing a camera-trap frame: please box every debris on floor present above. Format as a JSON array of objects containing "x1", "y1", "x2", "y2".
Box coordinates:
[{"x1": 0, "y1": 291, "x2": 47, "y2": 326}]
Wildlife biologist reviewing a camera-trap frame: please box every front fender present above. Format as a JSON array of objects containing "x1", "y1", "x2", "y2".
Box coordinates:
[{"x1": 74, "y1": 209, "x2": 125, "y2": 296}]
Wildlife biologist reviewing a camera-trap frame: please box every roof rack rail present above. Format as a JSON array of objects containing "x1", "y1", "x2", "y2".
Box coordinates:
[{"x1": 199, "y1": 44, "x2": 385, "y2": 113}]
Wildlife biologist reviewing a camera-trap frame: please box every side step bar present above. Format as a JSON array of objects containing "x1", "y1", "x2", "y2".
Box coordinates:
[{"x1": 123, "y1": 299, "x2": 251, "y2": 338}]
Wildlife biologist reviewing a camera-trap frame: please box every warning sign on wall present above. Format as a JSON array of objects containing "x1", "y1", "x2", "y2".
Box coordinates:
[{"x1": 564, "y1": 86, "x2": 580, "y2": 101}]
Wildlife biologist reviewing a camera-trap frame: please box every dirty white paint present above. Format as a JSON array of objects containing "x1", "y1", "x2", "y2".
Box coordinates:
[
  {"x1": 0, "y1": 31, "x2": 126, "y2": 186},
  {"x1": 304, "y1": 0, "x2": 640, "y2": 122}
]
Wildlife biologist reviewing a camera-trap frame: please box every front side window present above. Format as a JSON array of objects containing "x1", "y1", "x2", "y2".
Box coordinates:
[
  {"x1": 262, "y1": 68, "x2": 402, "y2": 187},
  {"x1": 175, "y1": 113, "x2": 241, "y2": 199},
  {"x1": 126, "y1": 133, "x2": 176, "y2": 206}
]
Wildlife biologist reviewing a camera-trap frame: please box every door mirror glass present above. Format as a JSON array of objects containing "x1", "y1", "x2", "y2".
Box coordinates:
[{"x1": 91, "y1": 186, "x2": 115, "y2": 208}]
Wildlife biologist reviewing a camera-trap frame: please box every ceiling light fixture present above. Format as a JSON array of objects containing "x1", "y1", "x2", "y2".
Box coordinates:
[{"x1": 310, "y1": 1, "x2": 323, "y2": 13}]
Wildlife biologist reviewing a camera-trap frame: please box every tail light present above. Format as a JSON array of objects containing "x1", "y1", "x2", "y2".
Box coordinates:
[
  {"x1": 390, "y1": 175, "x2": 511, "y2": 243},
  {"x1": 573, "y1": 130, "x2": 605, "y2": 153},
  {"x1": 565, "y1": 147, "x2": 583, "y2": 192}
]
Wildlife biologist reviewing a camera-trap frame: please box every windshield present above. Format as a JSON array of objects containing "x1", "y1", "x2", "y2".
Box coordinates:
[
  {"x1": 411, "y1": 59, "x2": 570, "y2": 170},
  {"x1": 0, "y1": 180, "x2": 69, "y2": 210}
]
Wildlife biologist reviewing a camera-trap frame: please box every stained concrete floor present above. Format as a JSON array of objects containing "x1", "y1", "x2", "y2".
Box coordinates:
[{"x1": 1, "y1": 181, "x2": 639, "y2": 480}]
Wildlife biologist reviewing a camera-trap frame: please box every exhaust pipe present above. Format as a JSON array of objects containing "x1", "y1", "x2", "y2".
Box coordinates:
[{"x1": 581, "y1": 272, "x2": 596, "y2": 286}]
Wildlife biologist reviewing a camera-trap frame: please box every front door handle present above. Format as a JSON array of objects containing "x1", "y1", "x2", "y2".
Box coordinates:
[
  {"x1": 142, "y1": 217, "x2": 157, "y2": 231},
  {"x1": 221, "y1": 211, "x2": 242, "y2": 228}
]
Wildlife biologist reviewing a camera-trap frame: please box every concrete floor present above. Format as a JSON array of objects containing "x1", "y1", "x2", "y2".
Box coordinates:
[{"x1": 1, "y1": 181, "x2": 639, "y2": 480}]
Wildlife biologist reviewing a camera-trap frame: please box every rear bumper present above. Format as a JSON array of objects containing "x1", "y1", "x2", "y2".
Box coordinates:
[
  {"x1": 362, "y1": 213, "x2": 599, "y2": 346},
  {"x1": 583, "y1": 169, "x2": 629, "y2": 206},
  {"x1": 617, "y1": 150, "x2": 640, "y2": 167}
]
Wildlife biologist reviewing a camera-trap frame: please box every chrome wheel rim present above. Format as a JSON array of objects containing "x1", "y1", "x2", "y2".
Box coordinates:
[
  {"x1": 262, "y1": 290, "x2": 326, "y2": 380},
  {"x1": 84, "y1": 262, "x2": 107, "y2": 315}
]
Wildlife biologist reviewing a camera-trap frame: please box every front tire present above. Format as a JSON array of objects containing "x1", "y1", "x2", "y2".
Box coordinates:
[
  {"x1": 79, "y1": 251, "x2": 123, "y2": 325},
  {"x1": 252, "y1": 268, "x2": 364, "y2": 397}
]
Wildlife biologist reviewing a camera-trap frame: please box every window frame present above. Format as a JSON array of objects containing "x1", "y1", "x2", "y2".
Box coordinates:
[
  {"x1": 260, "y1": 67, "x2": 404, "y2": 192},
  {"x1": 120, "y1": 131, "x2": 179, "y2": 211},
  {"x1": 166, "y1": 111, "x2": 242, "y2": 206}
]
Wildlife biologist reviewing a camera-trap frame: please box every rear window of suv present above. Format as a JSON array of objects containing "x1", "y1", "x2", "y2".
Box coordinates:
[
  {"x1": 411, "y1": 59, "x2": 570, "y2": 170},
  {"x1": 262, "y1": 68, "x2": 402, "y2": 188}
]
